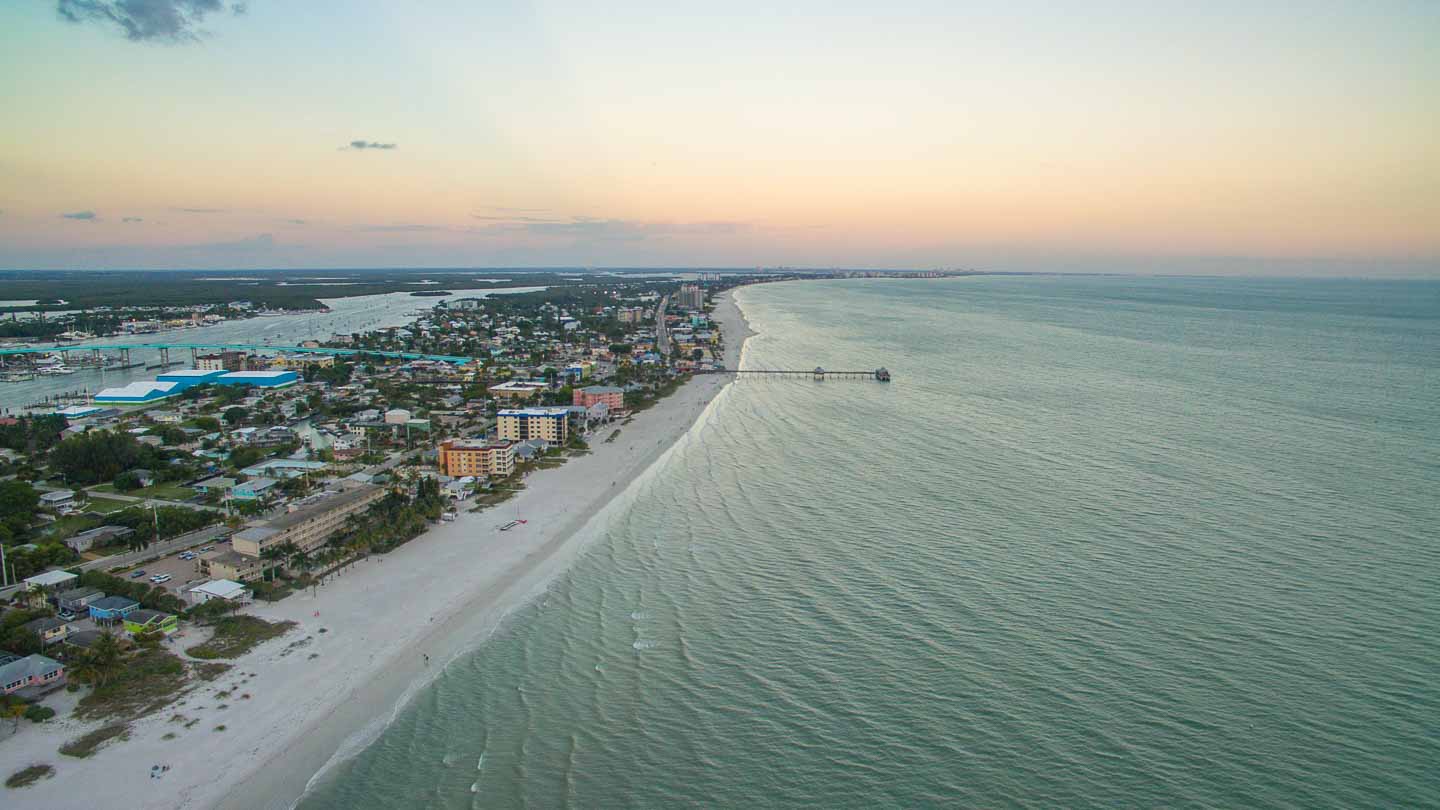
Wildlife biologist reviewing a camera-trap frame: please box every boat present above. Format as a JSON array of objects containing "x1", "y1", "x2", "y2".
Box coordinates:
[{"x1": 498, "y1": 520, "x2": 520, "y2": 531}]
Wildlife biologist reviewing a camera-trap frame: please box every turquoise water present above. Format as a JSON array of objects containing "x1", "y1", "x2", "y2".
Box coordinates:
[{"x1": 301, "y1": 276, "x2": 1440, "y2": 809}]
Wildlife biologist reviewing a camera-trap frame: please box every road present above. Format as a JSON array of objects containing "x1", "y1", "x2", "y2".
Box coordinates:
[
  {"x1": 655, "y1": 294, "x2": 671, "y2": 356},
  {"x1": 76, "y1": 524, "x2": 232, "y2": 573}
]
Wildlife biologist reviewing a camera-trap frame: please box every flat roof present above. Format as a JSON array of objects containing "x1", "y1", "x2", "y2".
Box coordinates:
[
  {"x1": 266, "y1": 484, "x2": 381, "y2": 530},
  {"x1": 24, "y1": 570, "x2": 78, "y2": 588},
  {"x1": 192, "y1": 579, "x2": 249, "y2": 597},
  {"x1": 498, "y1": 407, "x2": 571, "y2": 417}
]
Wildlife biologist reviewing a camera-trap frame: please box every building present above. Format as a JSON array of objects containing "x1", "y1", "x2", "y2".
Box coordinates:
[
  {"x1": 157, "y1": 368, "x2": 227, "y2": 386},
  {"x1": 22, "y1": 617, "x2": 74, "y2": 647},
  {"x1": 677, "y1": 283, "x2": 705, "y2": 310},
  {"x1": 231, "y1": 477, "x2": 278, "y2": 500},
  {"x1": 39, "y1": 490, "x2": 77, "y2": 511},
  {"x1": 437, "y1": 439, "x2": 516, "y2": 478},
  {"x1": 94, "y1": 380, "x2": 183, "y2": 404},
  {"x1": 496, "y1": 407, "x2": 569, "y2": 444},
  {"x1": 200, "y1": 550, "x2": 268, "y2": 583},
  {"x1": 384, "y1": 408, "x2": 412, "y2": 425},
  {"x1": 573, "y1": 385, "x2": 624, "y2": 411},
  {"x1": 64, "y1": 525, "x2": 134, "y2": 554},
  {"x1": 229, "y1": 484, "x2": 385, "y2": 560},
  {"x1": 23, "y1": 569, "x2": 78, "y2": 593},
  {"x1": 188, "y1": 579, "x2": 253, "y2": 606},
  {"x1": 488, "y1": 380, "x2": 548, "y2": 400},
  {"x1": 617, "y1": 306, "x2": 646, "y2": 324},
  {"x1": 218, "y1": 370, "x2": 299, "y2": 388},
  {"x1": 124, "y1": 609, "x2": 179, "y2": 637},
  {"x1": 195, "y1": 353, "x2": 227, "y2": 371},
  {"x1": 55, "y1": 587, "x2": 105, "y2": 615},
  {"x1": 89, "y1": 595, "x2": 141, "y2": 624},
  {"x1": 0, "y1": 653, "x2": 65, "y2": 697}
]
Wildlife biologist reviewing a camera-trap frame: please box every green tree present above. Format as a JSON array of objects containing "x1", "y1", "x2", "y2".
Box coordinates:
[
  {"x1": 49, "y1": 430, "x2": 152, "y2": 485},
  {"x1": 0, "y1": 479, "x2": 40, "y2": 538},
  {"x1": 223, "y1": 407, "x2": 248, "y2": 425}
]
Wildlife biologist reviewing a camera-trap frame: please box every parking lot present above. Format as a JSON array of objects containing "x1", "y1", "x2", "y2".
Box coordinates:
[{"x1": 118, "y1": 539, "x2": 229, "y2": 595}]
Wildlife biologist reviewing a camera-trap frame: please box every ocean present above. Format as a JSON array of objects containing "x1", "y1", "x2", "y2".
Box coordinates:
[{"x1": 299, "y1": 275, "x2": 1439, "y2": 808}]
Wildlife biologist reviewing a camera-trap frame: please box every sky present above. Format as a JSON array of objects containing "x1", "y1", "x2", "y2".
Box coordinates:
[{"x1": 0, "y1": 0, "x2": 1436, "y2": 274}]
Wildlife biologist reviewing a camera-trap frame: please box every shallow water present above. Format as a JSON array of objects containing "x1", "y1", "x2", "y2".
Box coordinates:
[{"x1": 301, "y1": 275, "x2": 1440, "y2": 809}]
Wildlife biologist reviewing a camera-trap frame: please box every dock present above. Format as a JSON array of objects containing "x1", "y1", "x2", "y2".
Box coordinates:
[{"x1": 715, "y1": 367, "x2": 891, "y2": 381}]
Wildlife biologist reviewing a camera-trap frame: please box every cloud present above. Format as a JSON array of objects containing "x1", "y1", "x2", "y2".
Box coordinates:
[
  {"x1": 346, "y1": 140, "x2": 398, "y2": 151},
  {"x1": 122, "y1": 216, "x2": 144, "y2": 223},
  {"x1": 176, "y1": 207, "x2": 225, "y2": 213},
  {"x1": 471, "y1": 215, "x2": 565, "y2": 223},
  {"x1": 61, "y1": 210, "x2": 98, "y2": 220},
  {"x1": 285, "y1": 218, "x2": 308, "y2": 225},
  {"x1": 356, "y1": 224, "x2": 446, "y2": 233},
  {"x1": 56, "y1": 0, "x2": 244, "y2": 43},
  {"x1": 479, "y1": 206, "x2": 550, "y2": 214},
  {"x1": 480, "y1": 217, "x2": 749, "y2": 242}
]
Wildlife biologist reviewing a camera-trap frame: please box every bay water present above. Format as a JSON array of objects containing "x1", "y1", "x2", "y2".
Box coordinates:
[{"x1": 301, "y1": 275, "x2": 1439, "y2": 808}]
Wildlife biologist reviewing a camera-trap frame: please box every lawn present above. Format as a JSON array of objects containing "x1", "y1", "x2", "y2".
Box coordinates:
[
  {"x1": 186, "y1": 616, "x2": 295, "y2": 660},
  {"x1": 91, "y1": 482, "x2": 196, "y2": 501},
  {"x1": 37, "y1": 514, "x2": 101, "y2": 541},
  {"x1": 84, "y1": 495, "x2": 133, "y2": 514}
]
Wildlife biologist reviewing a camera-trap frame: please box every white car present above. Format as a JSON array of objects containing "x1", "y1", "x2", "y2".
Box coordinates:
[{"x1": 153, "y1": 574, "x2": 173, "y2": 584}]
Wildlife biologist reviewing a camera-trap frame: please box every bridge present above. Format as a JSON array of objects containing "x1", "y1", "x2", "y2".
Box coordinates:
[{"x1": 0, "y1": 342, "x2": 472, "y2": 365}]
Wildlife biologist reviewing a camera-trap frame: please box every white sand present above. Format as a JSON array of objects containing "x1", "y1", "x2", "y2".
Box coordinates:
[{"x1": 0, "y1": 290, "x2": 754, "y2": 810}]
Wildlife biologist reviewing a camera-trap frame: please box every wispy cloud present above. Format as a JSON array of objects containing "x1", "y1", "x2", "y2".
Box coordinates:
[
  {"x1": 345, "y1": 140, "x2": 397, "y2": 151},
  {"x1": 479, "y1": 206, "x2": 550, "y2": 214},
  {"x1": 56, "y1": 0, "x2": 245, "y2": 43},
  {"x1": 175, "y1": 207, "x2": 225, "y2": 213},
  {"x1": 122, "y1": 216, "x2": 144, "y2": 223},
  {"x1": 285, "y1": 218, "x2": 308, "y2": 225},
  {"x1": 356, "y1": 223, "x2": 445, "y2": 233},
  {"x1": 61, "y1": 210, "x2": 98, "y2": 221},
  {"x1": 471, "y1": 215, "x2": 565, "y2": 223},
  {"x1": 473, "y1": 216, "x2": 749, "y2": 242}
]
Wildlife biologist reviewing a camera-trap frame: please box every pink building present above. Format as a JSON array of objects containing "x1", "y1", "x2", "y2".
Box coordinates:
[{"x1": 573, "y1": 385, "x2": 624, "y2": 411}]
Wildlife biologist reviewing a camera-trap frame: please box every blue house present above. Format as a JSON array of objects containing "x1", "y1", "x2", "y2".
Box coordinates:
[
  {"x1": 232, "y1": 477, "x2": 279, "y2": 500},
  {"x1": 89, "y1": 595, "x2": 141, "y2": 623}
]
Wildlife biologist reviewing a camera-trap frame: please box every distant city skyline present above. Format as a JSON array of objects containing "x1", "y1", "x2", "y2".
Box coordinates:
[{"x1": 1, "y1": 1, "x2": 1436, "y2": 275}]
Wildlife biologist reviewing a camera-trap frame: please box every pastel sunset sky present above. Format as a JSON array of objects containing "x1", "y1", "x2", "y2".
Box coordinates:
[{"x1": 1, "y1": 1, "x2": 1436, "y2": 273}]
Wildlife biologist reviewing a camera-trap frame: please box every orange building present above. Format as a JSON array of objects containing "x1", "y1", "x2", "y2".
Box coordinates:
[
  {"x1": 437, "y1": 440, "x2": 516, "y2": 478},
  {"x1": 573, "y1": 385, "x2": 624, "y2": 411}
]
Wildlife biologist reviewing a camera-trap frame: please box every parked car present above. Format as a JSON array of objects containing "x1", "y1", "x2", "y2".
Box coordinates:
[
  {"x1": 58, "y1": 610, "x2": 76, "y2": 621},
  {"x1": 130, "y1": 569, "x2": 148, "y2": 579},
  {"x1": 153, "y1": 574, "x2": 172, "y2": 584}
]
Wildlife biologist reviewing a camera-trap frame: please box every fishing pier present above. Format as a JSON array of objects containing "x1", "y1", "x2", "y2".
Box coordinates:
[{"x1": 717, "y1": 367, "x2": 891, "y2": 381}]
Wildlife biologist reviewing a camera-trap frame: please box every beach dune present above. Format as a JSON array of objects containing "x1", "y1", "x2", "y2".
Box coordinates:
[{"x1": 0, "y1": 290, "x2": 753, "y2": 810}]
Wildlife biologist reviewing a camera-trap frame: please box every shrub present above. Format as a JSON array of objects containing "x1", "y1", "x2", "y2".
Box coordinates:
[
  {"x1": 23, "y1": 705, "x2": 55, "y2": 723},
  {"x1": 5, "y1": 764, "x2": 54, "y2": 789}
]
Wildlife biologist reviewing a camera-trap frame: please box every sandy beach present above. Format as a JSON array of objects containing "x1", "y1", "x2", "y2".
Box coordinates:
[{"x1": 1, "y1": 290, "x2": 755, "y2": 810}]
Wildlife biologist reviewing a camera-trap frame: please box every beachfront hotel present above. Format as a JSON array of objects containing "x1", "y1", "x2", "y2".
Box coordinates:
[
  {"x1": 497, "y1": 407, "x2": 570, "y2": 444},
  {"x1": 204, "y1": 484, "x2": 385, "y2": 581},
  {"x1": 573, "y1": 385, "x2": 624, "y2": 411},
  {"x1": 437, "y1": 439, "x2": 516, "y2": 478}
]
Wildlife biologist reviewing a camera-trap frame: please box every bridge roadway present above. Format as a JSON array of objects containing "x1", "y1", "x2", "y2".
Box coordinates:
[{"x1": 0, "y1": 342, "x2": 471, "y2": 364}]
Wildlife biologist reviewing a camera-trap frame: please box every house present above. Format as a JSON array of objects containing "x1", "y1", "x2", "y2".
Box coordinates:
[
  {"x1": 232, "y1": 477, "x2": 279, "y2": 501},
  {"x1": 442, "y1": 477, "x2": 476, "y2": 500},
  {"x1": 193, "y1": 476, "x2": 238, "y2": 495},
  {"x1": 22, "y1": 617, "x2": 74, "y2": 647},
  {"x1": 64, "y1": 525, "x2": 135, "y2": 554},
  {"x1": 62, "y1": 629, "x2": 114, "y2": 651},
  {"x1": 0, "y1": 653, "x2": 66, "y2": 697},
  {"x1": 124, "y1": 610, "x2": 179, "y2": 637},
  {"x1": 89, "y1": 595, "x2": 141, "y2": 624},
  {"x1": 39, "y1": 490, "x2": 78, "y2": 511},
  {"x1": 126, "y1": 468, "x2": 158, "y2": 487},
  {"x1": 514, "y1": 439, "x2": 549, "y2": 460},
  {"x1": 55, "y1": 587, "x2": 106, "y2": 615},
  {"x1": 23, "y1": 569, "x2": 78, "y2": 593},
  {"x1": 188, "y1": 579, "x2": 253, "y2": 606}
]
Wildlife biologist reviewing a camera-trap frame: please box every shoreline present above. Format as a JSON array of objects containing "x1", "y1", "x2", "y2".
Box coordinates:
[{"x1": 0, "y1": 289, "x2": 755, "y2": 810}]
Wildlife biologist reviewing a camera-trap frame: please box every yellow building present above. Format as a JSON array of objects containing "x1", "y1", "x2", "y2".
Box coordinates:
[
  {"x1": 437, "y1": 439, "x2": 516, "y2": 478},
  {"x1": 496, "y1": 408, "x2": 569, "y2": 443}
]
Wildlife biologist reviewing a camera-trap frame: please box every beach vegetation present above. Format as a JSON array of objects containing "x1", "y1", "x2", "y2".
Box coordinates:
[
  {"x1": 75, "y1": 648, "x2": 189, "y2": 721},
  {"x1": 58, "y1": 723, "x2": 130, "y2": 758},
  {"x1": 24, "y1": 705, "x2": 56, "y2": 723},
  {"x1": 5, "y1": 764, "x2": 54, "y2": 789},
  {"x1": 185, "y1": 616, "x2": 295, "y2": 660}
]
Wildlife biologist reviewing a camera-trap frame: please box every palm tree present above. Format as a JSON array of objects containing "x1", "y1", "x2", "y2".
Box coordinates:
[{"x1": 6, "y1": 702, "x2": 26, "y2": 731}]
